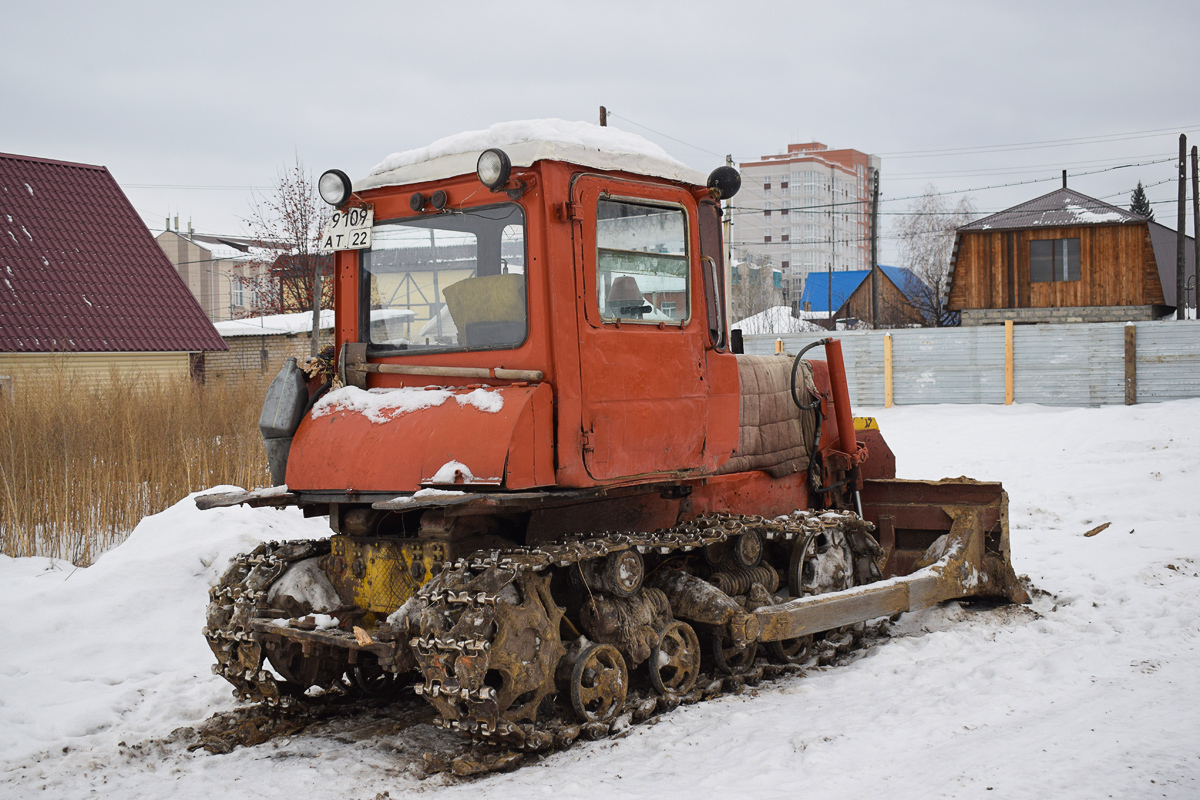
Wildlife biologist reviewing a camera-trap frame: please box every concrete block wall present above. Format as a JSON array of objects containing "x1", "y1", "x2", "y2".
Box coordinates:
[{"x1": 962, "y1": 305, "x2": 1160, "y2": 326}]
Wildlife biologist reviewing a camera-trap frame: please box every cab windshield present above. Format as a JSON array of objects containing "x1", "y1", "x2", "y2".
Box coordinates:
[{"x1": 361, "y1": 204, "x2": 526, "y2": 352}]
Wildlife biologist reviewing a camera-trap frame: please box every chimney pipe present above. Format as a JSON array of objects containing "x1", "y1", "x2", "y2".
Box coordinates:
[{"x1": 1062, "y1": 170, "x2": 1067, "y2": 188}]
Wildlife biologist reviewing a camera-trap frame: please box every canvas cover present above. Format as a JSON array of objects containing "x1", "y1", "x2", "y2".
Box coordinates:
[{"x1": 716, "y1": 354, "x2": 817, "y2": 477}]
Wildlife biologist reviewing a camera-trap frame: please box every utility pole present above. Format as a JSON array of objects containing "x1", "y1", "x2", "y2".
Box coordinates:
[
  {"x1": 1192, "y1": 145, "x2": 1198, "y2": 320},
  {"x1": 724, "y1": 154, "x2": 734, "y2": 325},
  {"x1": 1178, "y1": 134, "x2": 1187, "y2": 320},
  {"x1": 870, "y1": 168, "x2": 880, "y2": 328},
  {"x1": 828, "y1": 163, "x2": 834, "y2": 330},
  {"x1": 599, "y1": 106, "x2": 607, "y2": 127}
]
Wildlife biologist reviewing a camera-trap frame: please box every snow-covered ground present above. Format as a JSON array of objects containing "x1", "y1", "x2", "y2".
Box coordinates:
[{"x1": 2, "y1": 400, "x2": 1198, "y2": 799}]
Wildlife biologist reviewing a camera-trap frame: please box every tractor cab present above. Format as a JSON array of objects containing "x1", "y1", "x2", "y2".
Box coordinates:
[{"x1": 284, "y1": 123, "x2": 746, "y2": 503}]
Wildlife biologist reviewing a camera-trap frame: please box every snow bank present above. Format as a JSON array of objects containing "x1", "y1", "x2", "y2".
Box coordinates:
[
  {"x1": 3, "y1": 400, "x2": 1200, "y2": 799},
  {"x1": 732, "y1": 305, "x2": 824, "y2": 335},
  {"x1": 0, "y1": 488, "x2": 329, "y2": 776}
]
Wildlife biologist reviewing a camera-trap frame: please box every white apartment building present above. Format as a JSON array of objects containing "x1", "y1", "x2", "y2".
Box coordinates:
[{"x1": 734, "y1": 143, "x2": 880, "y2": 310}]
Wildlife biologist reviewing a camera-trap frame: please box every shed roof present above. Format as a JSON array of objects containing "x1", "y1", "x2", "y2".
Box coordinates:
[
  {"x1": 0, "y1": 152, "x2": 226, "y2": 353},
  {"x1": 959, "y1": 187, "x2": 1144, "y2": 232},
  {"x1": 800, "y1": 265, "x2": 921, "y2": 313}
]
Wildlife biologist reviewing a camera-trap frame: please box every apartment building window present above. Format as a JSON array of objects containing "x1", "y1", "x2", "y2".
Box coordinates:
[
  {"x1": 763, "y1": 179, "x2": 772, "y2": 191},
  {"x1": 1030, "y1": 238, "x2": 1080, "y2": 282},
  {"x1": 780, "y1": 180, "x2": 789, "y2": 190},
  {"x1": 780, "y1": 207, "x2": 789, "y2": 216},
  {"x1": 781, "y1": 260, "x2": 789, "y2": 270},
  {"x1": 764, "y1": 235, "x2": 772, "y2": 243},
  {"x1": 764, "y1": 209, "x2": 772, "y2": 217},
  {"x1": 781, "y1": 233, "x2": 789, "y2": 242}
]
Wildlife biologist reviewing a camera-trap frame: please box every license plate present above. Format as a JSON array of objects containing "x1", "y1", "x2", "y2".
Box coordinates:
[{"x1": 318, "y1": 206, "x2": 373, "y2": 252}]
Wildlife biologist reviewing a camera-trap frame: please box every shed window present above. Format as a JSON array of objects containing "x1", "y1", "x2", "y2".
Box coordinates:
[{"x1": 1030, "y1": 238, "x2": 1080, "y2": 283}]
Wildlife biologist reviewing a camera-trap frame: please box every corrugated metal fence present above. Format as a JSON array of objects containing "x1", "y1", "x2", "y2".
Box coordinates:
[{"x1": 743, "y1": 320, "x2": 1200, "y2": 407}]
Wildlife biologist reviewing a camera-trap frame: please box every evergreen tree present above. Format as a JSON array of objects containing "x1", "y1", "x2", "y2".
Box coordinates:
[{"x1": 1130, "y1": 181, "x2": 1155, "y2": 221}]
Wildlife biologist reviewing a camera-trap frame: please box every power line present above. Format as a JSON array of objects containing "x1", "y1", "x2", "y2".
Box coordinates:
[
  {"x1": 879, "y1": 124, "x2": 1200, "y2": 159},
  {"x1": 124, "y1": 183, "x2": 272, "y2": 190},
  {"x1": 886, "y1": 152, "x2": 1174, "y2": 180},
  {"x1": 877, "y1": 158, "x2": 1175, "y2": 204},
  {"x1": 605, "y1": 112, "x2": 728, "y2": 160}
]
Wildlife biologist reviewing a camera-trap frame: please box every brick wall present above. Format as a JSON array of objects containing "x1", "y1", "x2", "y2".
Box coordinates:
[{"x1": 201, "y1": 330, "x2": 335, "y2": 383}]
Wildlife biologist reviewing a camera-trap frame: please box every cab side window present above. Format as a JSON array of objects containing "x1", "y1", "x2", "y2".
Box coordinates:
[{"x1": 596, "y1": 199, "x2": 688, "y2": 324}]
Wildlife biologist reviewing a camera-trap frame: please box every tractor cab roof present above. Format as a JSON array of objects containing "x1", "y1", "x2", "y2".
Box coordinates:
[{"x1": 356, "y1": 119, "x2": 707, "y2": 193}]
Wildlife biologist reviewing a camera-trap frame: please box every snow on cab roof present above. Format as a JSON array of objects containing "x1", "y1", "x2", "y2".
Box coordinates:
[{"x1": 358, "y1": 119, "x2": 709, "y2": 192}]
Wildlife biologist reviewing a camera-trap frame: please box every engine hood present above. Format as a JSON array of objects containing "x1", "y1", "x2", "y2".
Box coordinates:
[{"x1": 285, "y1": 382, "x2": 554, "y2": 493}]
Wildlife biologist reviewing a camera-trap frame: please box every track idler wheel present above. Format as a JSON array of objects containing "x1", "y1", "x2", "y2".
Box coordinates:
[
  {"x1": 788, "y1": 528, "x2": 853, "y2": 597},
  {"x1": 710, "y1": 633, "x2": 758, "y2": 674},
  {"x1": 767, "y1": 635, "x2": 814, "y2": 665},
  {"x1": 569, "y1": 643, "x2": 628, "y2": 724},
  {"x1": 649, "y1": 620, "x2": 700, "y2": 696}
]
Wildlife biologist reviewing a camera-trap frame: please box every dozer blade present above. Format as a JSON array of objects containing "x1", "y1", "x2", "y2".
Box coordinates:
[{"x1": 755, "y1": 478, "x2": 1028, "y2": 643}]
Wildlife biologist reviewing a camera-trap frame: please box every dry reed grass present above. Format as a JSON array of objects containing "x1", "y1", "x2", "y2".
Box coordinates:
[{"x1": 0, "y1": 368, "x2": 270, "y2": 565}]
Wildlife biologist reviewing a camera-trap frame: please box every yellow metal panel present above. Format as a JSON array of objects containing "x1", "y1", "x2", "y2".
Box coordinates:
[
  {"x1": 326, "y1": 537, "x2": 450, "y2": 614},
  {"x1": 853, "y1": 417, "x2": 878, "y2": 430}
]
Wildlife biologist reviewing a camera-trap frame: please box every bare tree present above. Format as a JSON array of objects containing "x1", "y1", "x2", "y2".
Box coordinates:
[
  {"x1": 730, "y1": 255, "x2": 782, "y2": 325},
  {"x1": 892, "y1": 185, "x2": 977, "y2": 326},
  {"x1": 241, "y1": 158, "x2": 334, "y2": 355}
]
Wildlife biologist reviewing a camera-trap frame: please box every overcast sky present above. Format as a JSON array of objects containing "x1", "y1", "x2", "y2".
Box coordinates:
[{"x1": 3, "y1": 0, "x2": 1198, "y2": 264}]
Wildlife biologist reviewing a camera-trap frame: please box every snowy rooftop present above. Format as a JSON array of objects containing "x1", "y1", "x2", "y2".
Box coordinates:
[
  {"x1": 960, "y1": 187, "x2": 1144, "y2": 232},
  {"x1": 214, "y1": 310, "x2": 335, "y2": 338},
  {"x1": 215, "y1": 308, "x2": 415, "y2": 338},
  {"x1": 731, "y1": 305, "x2": 824, "y2": 334},
  {"x1": 358, "y1": 119, "x2": 708, "y2": 192}
]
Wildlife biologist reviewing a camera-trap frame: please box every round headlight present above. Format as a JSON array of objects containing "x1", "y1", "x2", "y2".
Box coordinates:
[
  {"x1": 477, "y1": 149, "x2": 511, "y2": 190},
  {"x1": 318, "y1": 169, "x2": 352, "y2": 206}
]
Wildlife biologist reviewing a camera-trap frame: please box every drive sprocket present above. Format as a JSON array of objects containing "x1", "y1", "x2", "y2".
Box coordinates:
[{"x1": 410, "y1": 564, "x2": 565, "y2": 742}]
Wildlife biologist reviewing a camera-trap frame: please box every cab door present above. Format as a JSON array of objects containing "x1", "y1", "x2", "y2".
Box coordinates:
[{"x1": 571, "y1": 175, "x2": 709, "y2": 481}]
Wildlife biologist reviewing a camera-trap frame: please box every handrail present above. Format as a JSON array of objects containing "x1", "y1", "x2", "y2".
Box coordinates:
[{"x1": 348, "y1": 362, "x2": 543, "y2": 382}]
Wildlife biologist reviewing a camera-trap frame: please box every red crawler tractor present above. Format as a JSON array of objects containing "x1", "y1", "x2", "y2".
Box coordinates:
[{"x1": 201, "y1": 121, "x2": 1026, "y2": 749}]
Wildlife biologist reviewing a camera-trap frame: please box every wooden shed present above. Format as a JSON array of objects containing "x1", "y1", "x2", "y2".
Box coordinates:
[
  {"x1": 946, "y1": 187, "x2": 1195, "y2": 325},
  {"x1": 801, "y1": 265, "x2": 927, "y2": 328}
]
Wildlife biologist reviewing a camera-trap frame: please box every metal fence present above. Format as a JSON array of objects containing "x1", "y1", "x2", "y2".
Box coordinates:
[{"x1": 742, "y1": 319, "x2": 1200, "y2": 407}]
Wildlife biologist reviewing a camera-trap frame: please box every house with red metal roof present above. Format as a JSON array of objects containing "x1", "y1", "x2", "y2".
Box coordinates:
[{"x1": 0, "y1": 152, "x2": 226, "y2": 387}]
